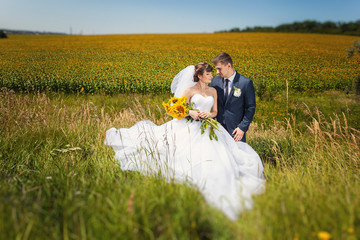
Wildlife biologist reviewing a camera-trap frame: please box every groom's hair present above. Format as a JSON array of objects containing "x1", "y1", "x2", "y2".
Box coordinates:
[
  {"x1": 212, "y1": 52, "x2": 233, "y2": 67},
  {"x1": 194, "y1": 62, "x2": 213, "y2": 82}
]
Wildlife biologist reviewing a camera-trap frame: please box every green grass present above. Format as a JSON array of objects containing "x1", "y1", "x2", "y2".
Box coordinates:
[{"x1": 1, "y1": 89, "x2": 359, "y2": 239}]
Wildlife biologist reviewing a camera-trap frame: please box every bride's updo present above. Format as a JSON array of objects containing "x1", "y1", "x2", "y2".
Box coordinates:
[{"x1": 194, "y1": 62, "x2": 213, "y2": 82}]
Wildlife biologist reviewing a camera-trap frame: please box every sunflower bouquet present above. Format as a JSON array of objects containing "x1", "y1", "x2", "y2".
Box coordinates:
[
  {"x1": 162, "y1": 96, "x2": 221, "y2": 141},
  {"x1": 162, "y1": 96, "x2": 188, "y2": 120}
]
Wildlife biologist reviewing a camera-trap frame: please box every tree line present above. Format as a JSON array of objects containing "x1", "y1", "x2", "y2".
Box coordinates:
[
  {"x1": 1, "y1": 29, "x2": 67, "y2": 36},
  {"x1": 0, "y1": 30, "x2": 7, "y2": 38},
  {"x1": 216, "y1": 20, "x2": 360, "y2": 36}
]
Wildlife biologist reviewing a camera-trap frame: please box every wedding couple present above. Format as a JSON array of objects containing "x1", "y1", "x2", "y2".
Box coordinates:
[{"x1": 105, "y1": 52, "x2": 265, "y2": 221}]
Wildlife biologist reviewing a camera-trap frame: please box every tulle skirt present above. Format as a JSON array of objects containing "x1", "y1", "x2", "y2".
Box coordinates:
[{"x1": 105, "y1": 118, "x2": 265, "y2": 220}]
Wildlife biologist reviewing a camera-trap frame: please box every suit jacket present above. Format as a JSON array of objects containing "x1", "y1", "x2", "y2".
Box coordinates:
[{"x1": 210, "y1": 71, "x2": 256, "y2": 142}]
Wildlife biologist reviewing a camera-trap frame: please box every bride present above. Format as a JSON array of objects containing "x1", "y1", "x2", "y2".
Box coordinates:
[{"x1": 105, "y1": 63, "x2": 265, "y2": 221}]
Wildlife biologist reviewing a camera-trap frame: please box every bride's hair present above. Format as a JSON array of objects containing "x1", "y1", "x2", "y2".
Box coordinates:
[{"x1": 194, "y1": 62, "x2": 213, "y2": 82}]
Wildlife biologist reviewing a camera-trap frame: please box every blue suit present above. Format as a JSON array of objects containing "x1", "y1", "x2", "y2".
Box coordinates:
[{"x1": 210, "y1": 71, "x2": 256, "y2": 143}]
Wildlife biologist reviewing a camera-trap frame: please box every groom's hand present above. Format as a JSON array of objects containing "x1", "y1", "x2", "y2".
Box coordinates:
[{"x1": 232, "y1": 128, "x2": 244, "y2": 142}]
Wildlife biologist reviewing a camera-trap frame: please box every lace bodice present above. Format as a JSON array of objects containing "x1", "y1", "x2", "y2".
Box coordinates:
[{"x1": 190, "y1": 94, "x2": 214, "y2": 113}]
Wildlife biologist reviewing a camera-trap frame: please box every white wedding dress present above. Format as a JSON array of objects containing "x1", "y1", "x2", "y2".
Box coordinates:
[{"x1": 105, "y1": 93, "x2": 265, "y2": 220}]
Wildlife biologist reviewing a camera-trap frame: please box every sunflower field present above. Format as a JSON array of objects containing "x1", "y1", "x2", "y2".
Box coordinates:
[{"x1": 0, "y1": 33, "x2": 359, "y2": 96}]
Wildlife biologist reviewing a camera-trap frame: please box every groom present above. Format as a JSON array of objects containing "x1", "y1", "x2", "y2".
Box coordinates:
[{"x1": 210, "y1": 52, "x2": 256, "y2": 143}]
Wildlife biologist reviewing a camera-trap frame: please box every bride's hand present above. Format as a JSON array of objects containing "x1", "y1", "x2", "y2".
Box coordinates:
[
  {"x1": 198, "y1": 112, "x2": 210, "y2": 119},
  {"x1": 189, "y1": 110, "x2": 200, "y2": 120}
]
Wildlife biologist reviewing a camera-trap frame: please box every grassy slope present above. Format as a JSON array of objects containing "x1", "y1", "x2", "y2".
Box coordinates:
[{"x1": 0, "y1": 90, "x2": 359, "y2": 239}]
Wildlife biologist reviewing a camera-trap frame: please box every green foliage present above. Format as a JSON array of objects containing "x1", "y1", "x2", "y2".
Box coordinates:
[
  {"x1": 346, "y1": 39, "x2": 360, "y2": 58},
  {"x1": 346, "y1": 39, "x2": 360, "y2": 95},
  {"x1": 0, "y1": 30, "x2": 7, "y2": 39},
  {"x1": 217, "y1": 19, "x2": 360, "y2": 36}
]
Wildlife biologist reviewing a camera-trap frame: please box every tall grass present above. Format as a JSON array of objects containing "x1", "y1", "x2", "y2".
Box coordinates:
[{"x1": 0, "y1": 89, "x2": 359, "y2": 239}]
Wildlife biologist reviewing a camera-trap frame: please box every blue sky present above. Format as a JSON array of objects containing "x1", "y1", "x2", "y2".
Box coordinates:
[{"x1": 1, "y1": 0, "x2": 359, "y2": 34}]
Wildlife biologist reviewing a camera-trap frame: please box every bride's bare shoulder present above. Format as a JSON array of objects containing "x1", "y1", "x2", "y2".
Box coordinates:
[
  {"x1": 184, "y1": 86, "x2": 197, "y2": 94},
  {"x1": 183, "y1": 87, "x2": 196, "y2": 98},
  {"x1": 208, "y1": 86, "x2": 217, "y2": 96}
]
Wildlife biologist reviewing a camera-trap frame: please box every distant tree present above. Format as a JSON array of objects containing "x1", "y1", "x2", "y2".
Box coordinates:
[
  {"x1": 254, "y1": 26, "x2": 274, "y2": 32},
  {"x1": 323, "y1": 21, "x2": 337, "y2": 29},
  {"x1": 275, "y1": 23, "x2": 292, "y2": 32},
  {"x1": 0, "y1": 30, "x2": 7, "y2": 39},
  {"x1": 300, "y1": 20, "x2": 316, "y2": 32},
  {"x1": 229, "y1": 27, "x2": 241, "y2": 32}
]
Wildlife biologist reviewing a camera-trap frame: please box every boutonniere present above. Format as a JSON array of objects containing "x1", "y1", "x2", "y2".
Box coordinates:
[{"x1": 233, "y1": 86, "x2": 241, "y2": 97}]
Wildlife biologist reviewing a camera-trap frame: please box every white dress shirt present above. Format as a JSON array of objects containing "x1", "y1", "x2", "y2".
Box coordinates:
[{"x1": 224, "y1": 71, "x2": 236, "y2": 95}]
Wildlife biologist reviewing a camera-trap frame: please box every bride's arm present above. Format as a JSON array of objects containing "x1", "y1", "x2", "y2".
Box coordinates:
[
  {"x1": 209, "y1": 89, "x2": 218, "y2": 118},
  {"x1": 198, "y1": 88, "x2": 218, "y2": 119},
  {"x1": 183, "y1": 89, "x2": 200, "y2": 120}
]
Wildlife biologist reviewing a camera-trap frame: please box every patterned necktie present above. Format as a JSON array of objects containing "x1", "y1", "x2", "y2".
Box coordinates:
[{"x1": 224, "y1": 79, "x2": 230, "y2": 101}]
